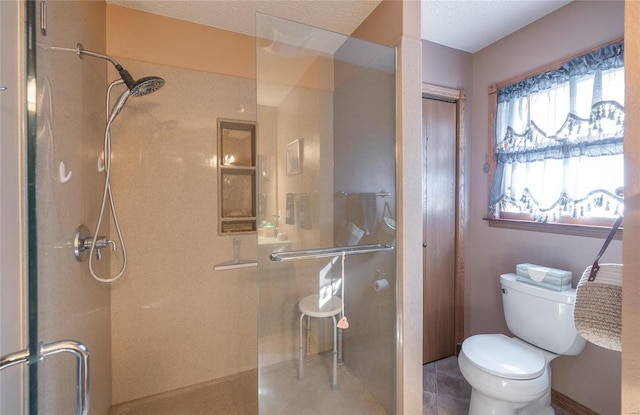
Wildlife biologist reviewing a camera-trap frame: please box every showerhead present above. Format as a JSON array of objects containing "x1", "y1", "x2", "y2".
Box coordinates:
[
  {"x1": 115, "y1": 66, "x2": 165, "y2": 97},
  {"x1": 76, "y1": 44, "x2": 165, "y2": 97},
  {"x1": 129, "y1": 76, "x2": 165, "y2": 97}
]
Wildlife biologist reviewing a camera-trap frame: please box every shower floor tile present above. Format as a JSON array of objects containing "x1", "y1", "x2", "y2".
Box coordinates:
[
  {"x1": 260, "y1": 353, "x2": 388, "y2": 415},
  {"x1": 109, "y1": 352, "x2": 387, "y2": 415},
  {"x1": 109, "y1": 370, "x2": 258, "y2": 415}
]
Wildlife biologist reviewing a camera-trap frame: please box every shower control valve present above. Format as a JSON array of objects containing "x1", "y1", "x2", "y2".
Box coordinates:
[
  {"x1": 90, "y1": 238, "x2": 117, "y2": 261},
  {"x1": 73, "y1": 225, "x2": 116, "y2": 262}
]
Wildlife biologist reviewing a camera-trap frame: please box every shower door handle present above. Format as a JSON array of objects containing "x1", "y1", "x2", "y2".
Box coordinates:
[{"x1": 0, "y1": 340, "x2": 90, "y2": 415}]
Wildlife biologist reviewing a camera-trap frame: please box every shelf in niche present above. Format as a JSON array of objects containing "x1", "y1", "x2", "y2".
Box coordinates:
[
  {"x1": 220, "y1": 218, "x2": 256, "y2": 234},
  {"x1": 217, "y1": 118, "x2": 257, "y2": 235},
  {"x1": 213, "y1": 261, "x2": 257, "y2": 271}
]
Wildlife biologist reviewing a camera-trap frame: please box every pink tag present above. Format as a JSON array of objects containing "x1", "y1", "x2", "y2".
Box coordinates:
[{"x1": 337, "y1": 316, "x2": 349, "y2": 329}]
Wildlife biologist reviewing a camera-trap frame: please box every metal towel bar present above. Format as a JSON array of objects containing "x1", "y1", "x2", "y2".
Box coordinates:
[
  {"x1": 336, "y1": 191, "x2": 390, "y2": 198},
  {"x1": 269, "y1": 243, "x2": 393, "y2": 262},
  {"x1": 1, "y1": 340, "x2": 90, "y2": 415}
]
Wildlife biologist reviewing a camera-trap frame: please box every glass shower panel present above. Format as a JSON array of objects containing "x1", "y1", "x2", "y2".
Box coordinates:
[
  {"x1": 256, "y1": 14, "x2": 397, "y2": 414},
  {"x1": 28, "y1": 2, "x2": 112, "y2": 413}
]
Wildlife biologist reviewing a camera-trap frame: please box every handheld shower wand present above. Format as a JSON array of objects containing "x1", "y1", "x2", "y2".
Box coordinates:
[
  {"x1": 75, "y1": 44, "x2": 165, "y2": 283},
  {"x1": 108, "y1": 89, "x2": 131, "y2": 124}
]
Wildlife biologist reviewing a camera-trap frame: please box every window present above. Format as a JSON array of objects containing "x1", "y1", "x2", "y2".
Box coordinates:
[{"x1": 489, "y1": 41, "x2": 624, "y2": 228}]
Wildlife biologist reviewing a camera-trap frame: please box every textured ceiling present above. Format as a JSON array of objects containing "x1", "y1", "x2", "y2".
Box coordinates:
[
  {"x1": 107, "y1": 0, "x2": 382, "y2": 38},
  {"x1": 106, "y1": 1, "x2": 573, "y2": 106},
  {"x1": 421, "y1": 0, "x2": 572, "y2": 53},
  {"x1": 108, "y1": 0, "x2": 572, "y2": 54}
]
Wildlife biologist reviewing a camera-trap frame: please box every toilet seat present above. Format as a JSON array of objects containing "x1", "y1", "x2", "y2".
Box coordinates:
[
  {"x1": 459, "y1": 335, "x2": 550, "y2": 406},
  {"x1": 462, "y1": 334, "x2": 545, "y2": 380}
]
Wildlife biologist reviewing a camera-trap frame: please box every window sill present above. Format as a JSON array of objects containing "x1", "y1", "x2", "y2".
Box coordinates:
[{"x1": 484, "y1": 217, "x2": 622, "y2": 240}]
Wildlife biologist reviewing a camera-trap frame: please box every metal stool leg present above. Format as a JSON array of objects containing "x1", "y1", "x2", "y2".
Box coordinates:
[
  {"x1": 305, "y1": 315, "x2": 311, "y2": 359},
  {"x1": 298, "y1": 313, "x2": 305, "y2": 381},
  {"x1": 331, "y1": 315, "x2": 338, "y2": 390},
  {"x1": 337, "y1": 326, "x2": 344, "y2": 364}
]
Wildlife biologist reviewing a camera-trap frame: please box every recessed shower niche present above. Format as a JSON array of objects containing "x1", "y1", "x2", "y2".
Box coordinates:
[{"x1": 217, "y1": 119, "x2": 257, "y2": 234}]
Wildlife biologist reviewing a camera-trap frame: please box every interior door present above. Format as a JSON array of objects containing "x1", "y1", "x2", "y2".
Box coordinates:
[{"x1": 422, "y1": 97, "x2": 457, "y2": 364}]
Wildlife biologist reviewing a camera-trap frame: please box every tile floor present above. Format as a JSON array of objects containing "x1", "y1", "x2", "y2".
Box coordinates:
[
  {"x1": 422, "y1": 356, "x2": 471, "y2": 414},
  {"x1": 111, "y1": 352, "x2": 577, "y2": 415},
  {"x1": 423, "y1": 355, "x2": 573, "y2": 415}
]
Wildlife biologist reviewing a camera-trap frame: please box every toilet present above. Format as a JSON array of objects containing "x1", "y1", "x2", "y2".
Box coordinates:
[{"x1": 458, "y1": 273, "x2": 586, "y2": 415}]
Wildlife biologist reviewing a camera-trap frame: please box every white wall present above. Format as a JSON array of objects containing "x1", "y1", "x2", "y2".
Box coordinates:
[{"x1": 468, "y1": 2, "x2": 623, "y2": 413}]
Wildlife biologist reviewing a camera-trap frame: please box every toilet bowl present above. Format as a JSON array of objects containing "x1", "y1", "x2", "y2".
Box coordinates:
[
  {"x1": 459, "y1": 334, "x2": 555, "y2": 414},
  {"x1": 459, "y1": 273, "x2": 586, "y2": 415}
]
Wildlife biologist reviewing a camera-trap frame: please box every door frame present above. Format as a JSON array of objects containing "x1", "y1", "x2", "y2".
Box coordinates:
[{"x1": 421, "y1": 83, "x2": 466, "y2": 350}]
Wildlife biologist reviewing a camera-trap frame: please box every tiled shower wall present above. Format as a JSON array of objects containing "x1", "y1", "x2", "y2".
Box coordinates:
[
  {"x1": 108, "y1": 59, "x2": 258, "y2": 404},
  {"x1": 102, "y1": 4, "x2": 263, "y2": 404}
]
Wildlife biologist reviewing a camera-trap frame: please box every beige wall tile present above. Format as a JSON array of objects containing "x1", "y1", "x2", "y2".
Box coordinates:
[{"x1": 108, "y1": 59, "x2": 258, "y2": 403}]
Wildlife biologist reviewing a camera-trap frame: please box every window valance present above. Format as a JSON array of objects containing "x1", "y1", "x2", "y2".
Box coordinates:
[{"x1": 490, "y1": 41, "x2": 624, "y2": 222}]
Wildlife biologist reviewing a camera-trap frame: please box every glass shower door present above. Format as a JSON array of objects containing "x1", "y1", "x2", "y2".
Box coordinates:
[
  {"x1": 256, "y1": 14, "x2": 397, "y2": 414},
  {"x1": 24, "y1": 2, "x2": 112, "y2": 413}
]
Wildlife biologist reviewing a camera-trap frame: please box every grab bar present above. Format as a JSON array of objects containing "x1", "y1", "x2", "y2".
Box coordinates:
[
  {"x1": 1, "y1": 340, "x2": 90, "y2": 415},
  {"x1": 269, "y1": 243, "x2": 394, "y2": 262},
  {"x1": 336, "y1": 191, "x2": 390, "y2": 198}
]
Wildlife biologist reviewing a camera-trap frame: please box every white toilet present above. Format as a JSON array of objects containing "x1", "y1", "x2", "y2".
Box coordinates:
[{"x1": 458, "y1": 273, "x2": 586, "y2": 415}]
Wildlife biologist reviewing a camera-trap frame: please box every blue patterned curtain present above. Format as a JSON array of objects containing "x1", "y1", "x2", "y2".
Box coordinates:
[{"x1": 490, "y1": 41, "x2": 624, "y2": 222}]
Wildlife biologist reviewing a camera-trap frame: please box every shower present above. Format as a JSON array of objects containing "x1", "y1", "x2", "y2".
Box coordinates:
[
  {"x1": 21, "y1": 3, "x2": 397, "y2": 412},
  {"x1": 73, "y1": 44, "x2": 165, "y2": 283}
]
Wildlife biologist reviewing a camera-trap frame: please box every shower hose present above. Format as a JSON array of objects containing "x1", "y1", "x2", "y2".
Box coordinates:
[{"x1": 88, "y1": 79, "x2": 128, "y2": 283}]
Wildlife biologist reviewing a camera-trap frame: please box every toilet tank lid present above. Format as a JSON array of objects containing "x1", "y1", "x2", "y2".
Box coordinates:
[{"x1": 462, "y1": 334, "x2": 546, "y2": 380}]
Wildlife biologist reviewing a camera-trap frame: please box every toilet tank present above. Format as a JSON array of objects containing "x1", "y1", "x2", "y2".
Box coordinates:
[{"x1": 501, "y1": 273, "x2": 586, "y2": 355}]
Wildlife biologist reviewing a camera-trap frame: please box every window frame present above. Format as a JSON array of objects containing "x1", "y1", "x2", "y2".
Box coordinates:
[{"x1": 485, "y1": 38, "x2": 624, "y2": 240}]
